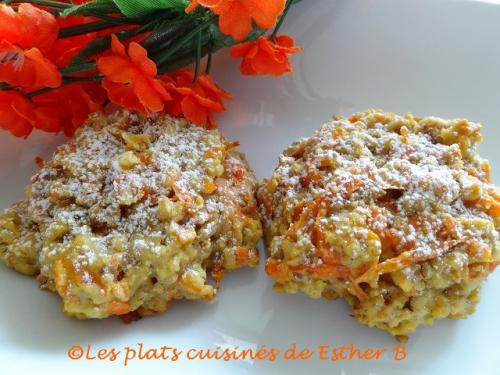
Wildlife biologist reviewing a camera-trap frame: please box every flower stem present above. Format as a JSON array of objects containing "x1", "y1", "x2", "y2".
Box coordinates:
[
  {"x1": 11, "y1": 0, "x2": 72, "y2": 9},
  {"x1": 60, "y1": 62, "x2": 97, "y2": 75},
  {"x1": 192, "y1": 29, "x2": 202, "y2": 83},
  {"x1": 59, "y1": 20, "x2": 133, "y2": 38},
  {"x1": 27, "y1": 75, "x2": 104, "y2": 98},
  {"x1": 155, "y1": 15, "x2": 215, "y2": 67},
  {"x1": 271, "y1": 0, "x2": 294, "y2": 39},
  {"x1": 205, "y1": 39, "x2": 213, "y2": 74}
]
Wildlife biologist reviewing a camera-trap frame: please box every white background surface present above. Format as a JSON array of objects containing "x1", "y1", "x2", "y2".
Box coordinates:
[{"x1": 1, "y1": 0, "x2": 499, "y2": 374}]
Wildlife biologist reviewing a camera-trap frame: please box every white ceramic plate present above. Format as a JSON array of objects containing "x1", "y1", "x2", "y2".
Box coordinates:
[{"x1": 1, "y1": 0, "x2": 499, "y2": 374}]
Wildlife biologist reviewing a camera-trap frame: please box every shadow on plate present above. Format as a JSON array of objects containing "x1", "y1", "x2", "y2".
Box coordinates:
[
  {"x1": 0, "y1": 262, "x2": 245, "y2": 353},
  {"x1": 256, "y1": 278, "x2": 460, "y2": 375}
]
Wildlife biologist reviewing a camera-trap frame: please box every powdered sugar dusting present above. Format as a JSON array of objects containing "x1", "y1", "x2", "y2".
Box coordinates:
[
  {"x1": 259, "y1": 109, "x2": 499, "y2": 271},
  {"x1": 8, "y1": 110, "x2": 262, "y2": 319}
]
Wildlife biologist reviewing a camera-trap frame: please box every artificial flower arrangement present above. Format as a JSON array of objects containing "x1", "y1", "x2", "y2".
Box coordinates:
[{"x1": 0, "y1": 0, "x2": 302, "y2": 137}]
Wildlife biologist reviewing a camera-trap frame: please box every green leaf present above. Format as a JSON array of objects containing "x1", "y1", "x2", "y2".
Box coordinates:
[
  {"x1": 69, "y1": 36, "x2": 113, "y2": 66},
  {"x1": 69, "y1": 24, "x2": 152, "y2": 66},
  {"x1": 154, "y1": 15, "x2": 215, "y2": 66},
  {"x1": 61, "y1": 0, "x2": 120, "y2": 16},
  {"x1": 141, "y1": 20, "x2": 191, "y2": 50},
  {"x1": 112, "y1": 0, "x2": 188, "y2": 17}
]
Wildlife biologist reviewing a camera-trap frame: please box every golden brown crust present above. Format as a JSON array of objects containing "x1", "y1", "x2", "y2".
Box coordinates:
[{"x1": 0, "y1": 200, "x2": 41, "y2": 276}]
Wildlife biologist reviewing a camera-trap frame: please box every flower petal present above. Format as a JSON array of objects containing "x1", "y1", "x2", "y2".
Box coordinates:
[
  {"x1": 0, "y1": 42, "x2": 62, "y2": 90},
  {"x1": 0, "y1": 90, "x2": 35, "y2": 137},
  {"x1": 133, "y1": 78, "x2": 167, "y2": 113},
  {"x1": 181, "y1": 95, "x2": 208, "y2": 125},
  {"x1": 230, "y1": 35, "x2": 301, "y2": 76},
  {"x1": 110, "y1": 34, "x2": 126, "y2": 56},
  {"x1": 248, "y1": 0, "x2": 286, "y2": 29},
  {"x1": 97, "y1": 55, "x2": 138, "y2": 83},
  {"x1": 217, "y1": 1, "x2": 253, "y2": 41},
  {"x1": 160, "y1": 69, "x2": 231, "y2": 128},
  {"x1": 32, "y1": 83, "x2": 104, "y2": 135},
  {"x1": 128, "y1": 42, "x2": 157, "y2": 77},
  {"x1": 98, "y1": 35, "x2": 169, "y2": 115},
  {"x1": 230, "y1": 41, "x2": 254, "y2": 58},
  {"x1": 102, "y1": 79, "x2": 147, "y2": 114},
  {"x1": 0, "y1": 3, "x2": 58, "y2": 52}
]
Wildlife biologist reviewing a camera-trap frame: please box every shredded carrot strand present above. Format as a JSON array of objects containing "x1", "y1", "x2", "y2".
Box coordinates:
[{"x1": 107, "y1": 301, "x2": 131, "y2": 315}]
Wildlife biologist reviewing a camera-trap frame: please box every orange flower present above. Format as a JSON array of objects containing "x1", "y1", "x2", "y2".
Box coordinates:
[
  {"x1": 0, "y1": 90, "x2": 36, "y2": 137},
  {"x1": 97, "y1": 35, "x2": 171, "y2": 114},
  {"x1": 186, "y1": 0, "x2": 286, "y2": 41},
  {"x1": 0, "y1": 84, "x2": 104, "y2": 138},
  {"x1": 0, "y1": 3, "x2": 58, "y2": 53},
  {"x1": 0, "y1": 4, "x2": 61, "y2": 91},
  {"x1": 0, "y1": 40, "x2": 62, "y2": 91},
  {"x1": 32, "y1": 83, "x2": 105, "y2": 136},
  {"x1": 162, "y1": 69, "x2": 232, "y2": 129},
  {"x1": 230, "y1": 35, "x2": 302, "y2": 76}
]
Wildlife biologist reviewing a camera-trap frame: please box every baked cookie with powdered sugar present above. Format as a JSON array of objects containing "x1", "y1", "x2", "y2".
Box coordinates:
[
  {"x1": 258, "y1": 109, "x2": 499, "y2": 339},
  {"x1": 0, "y1": 111, "x2": 262, "y2": 320}
]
